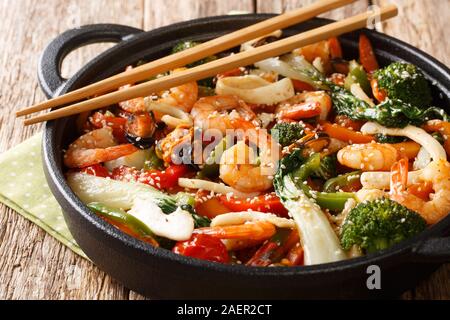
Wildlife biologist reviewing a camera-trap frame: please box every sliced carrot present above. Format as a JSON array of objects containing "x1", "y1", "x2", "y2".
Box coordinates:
[
  {"x1": 334, "y1": 115, "x2": 365, "y2": 131},
  {"x1": 280, "y1": 102, "x2": 321, "y2": 120},
  {"x1": 391, "y1": 141, "x2": 421, "y2": 159},
  {"x1": 359, "y1": 34, "x2": 379, "y2": 73},
  {"x1": 195, "y1": 196, "x2": 230, "y2": 219},
  {"x1": 320, "y1": 121, "x2": 374, "y2": 143},
  {"x1": 217, "y1": 67, "x2": 243, "y2": 79},
  {"x1": 328, "y1": 37, "x2": 343, "y2": 59}
]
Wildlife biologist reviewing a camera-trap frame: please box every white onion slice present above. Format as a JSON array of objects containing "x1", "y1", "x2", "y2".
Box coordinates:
[
  {"x1": 216, "y1": 75, "x2": 294, "y2": 105},
  {"x1": 145, "y1": 99, "x2": 193, "y2": 128},
  {"x1": 350, "y1": 83, "x2": 375, "y2": 107},
  {"x1": 254, "y1": 55, "x2": 318, "y2": 87},
  {"x1": 210, "y1": 211, "x2": 295, "y2": 229},
  {"x1": 178, "y1": 178, "x2": 258, "y2": 199}
]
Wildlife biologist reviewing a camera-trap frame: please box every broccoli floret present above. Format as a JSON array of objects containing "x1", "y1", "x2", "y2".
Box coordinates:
[
  {"x1": 172, "y1": 41, "x2": 217, "y2": 87},
  {"x1": 374, "y1": 62, "x2": 432, "y2": 108},
  {"x1": 172, "y1": 40, "x2": 217, "y2": 68},
  {"x1": 271, "y1": 122, "x2": 305, "y2": 147},
  {"x1": 340, "y1": 198, "x2": 426, "y2": 254},
  {"x1": 311, "y1": 155, "x2": 337, "y2": 180}
]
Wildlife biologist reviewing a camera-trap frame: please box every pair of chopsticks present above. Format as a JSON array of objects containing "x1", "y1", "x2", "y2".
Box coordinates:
[{"x1": 18, "y1": 0, "x2": 398, "y2": 125}]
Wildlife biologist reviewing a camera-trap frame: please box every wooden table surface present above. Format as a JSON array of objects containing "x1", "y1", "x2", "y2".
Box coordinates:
[{"x1": 0, "y1": 0, "x2": 449, "y2": 300}]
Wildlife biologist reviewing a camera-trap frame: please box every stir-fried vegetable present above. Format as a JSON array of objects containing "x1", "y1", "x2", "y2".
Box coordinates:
[
  {"x1": 340, "y1": 198, "x2": 426, "y2": 253},
  {"x1": 277, "y1": 151, "x2": 354, "y2": 211},
  {"x1": 173, "y1": 234, "x2": 230, "y2": 263},
  {"x1": 344, "y1": 60, "x2": 371, "y2": 94},
  {"x1": 287, "y1": 52, "x2": 448, "y2": 128},
  {"x1": 270, "y1": 122, "x2": 306, "y2": 147},
  {"x1": 274, "y1": 151, "x2": 347, "y2": 265},
  {"x1": 246, "y1": 228, "x2": 299, "y2": 266},
  {"x1": 374, "y1": 62, "x2": 432, "y2": 108},
  {"x1": 323, "y1": 171, "x2": 361, "y2": 193}
]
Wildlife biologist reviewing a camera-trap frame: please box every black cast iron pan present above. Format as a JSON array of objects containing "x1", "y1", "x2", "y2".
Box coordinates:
[{"x1": 40, "y1": 15, "x2": 450, "y2": 299}]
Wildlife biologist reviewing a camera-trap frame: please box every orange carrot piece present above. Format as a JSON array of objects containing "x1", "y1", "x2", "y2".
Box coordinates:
[
  {"x1": 321, "y1": 121, "x2": 374, "y2": 143},
  {"x1": 328, "y1": 37, "x2": 343, "y2": 59},
  {"x1": 359, "y1": 34, "x2": 379, "y2": 73}
]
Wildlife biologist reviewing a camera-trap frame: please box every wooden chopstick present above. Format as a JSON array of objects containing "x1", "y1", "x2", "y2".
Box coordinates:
[
  {"x1": 16, "y1": 0, "x2": 356, "y2": 117},
  {"x1": 23, "y1": 4, "x2": 398, "y2": 126}
]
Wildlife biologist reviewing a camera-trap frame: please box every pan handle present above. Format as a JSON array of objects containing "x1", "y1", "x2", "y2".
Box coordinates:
[
  {"x1": 411, "y1": 236, "x2": 450, "y2": 263},
  {"x1": 38, "y1": 24, "x2": 143, "y2": 98}
]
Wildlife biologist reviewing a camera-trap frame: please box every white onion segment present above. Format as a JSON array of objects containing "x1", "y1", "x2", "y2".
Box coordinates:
[
  {"x1": 350, "y1": 83, "x2": 375, "y2": 107},
  {"x1": 178, "y1": 178, "x2": 258, "y2": 199},
  {"x1": 210, "y1": 211, "x2": 296, "y2": 229},
  {"x1": 145, "y1": 99, "x2": 193, "y2": 128},
  {"x1": 215, "y1": 75, "x2": 295, "y2": 105}
]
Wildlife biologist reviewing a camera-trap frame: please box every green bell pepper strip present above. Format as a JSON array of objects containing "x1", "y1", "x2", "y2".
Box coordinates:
[
  {"x1": 344, "y1": 60, "x2": 371, "y2": 95},
  {"x1": 323, "y1": 171, "x2": 361, "y2": 193},
  {"x1": 197, "y1": 138, "x2": 228, "y2": 178},
  {"x1": 144, "y1": 147, "x2": 164, "y2": 171},
  {"x1": 88, "y1": 202, "x2": 155, "y2": 238},
  {"x1": 290, "y1": 153, "x2": 354, "y2": 211}
]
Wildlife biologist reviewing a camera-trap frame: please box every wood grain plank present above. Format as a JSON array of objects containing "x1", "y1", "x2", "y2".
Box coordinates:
[
  {"x1": 373, "y1": 0, "x2": 450, "y2": 300},
  {"x1": 256, "y1": 0, "x2": 370, "y2": 20},
  {"x1": 0, "y1": 0, "x2": 144, "y2": 300},
  {"x1": 143, "y1": 0, "x2": 255, "y2": 30}
]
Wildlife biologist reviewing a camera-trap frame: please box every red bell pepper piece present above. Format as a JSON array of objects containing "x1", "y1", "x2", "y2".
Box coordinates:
[
  {"x1": 292, "y1": 79, "x2": 315, "y2": 92},
  {"x1": 81, "y1": 164, "x2": 110, "y2": 178},
  {"x1": 286, "y1": 244, "x2": 304, "y2": 266},
  {"x1": 173, "y1": 234, "x2": 230, "y2": 263},
  {"x1": 246, "y1": 229, "x2": 299, "y2": 266},
  {"x1": 111, "y1": 164, "x2": 189, "y2": 190},
  {"x1": 219, "y1": 193, "x2": 288, "y2": 217}
]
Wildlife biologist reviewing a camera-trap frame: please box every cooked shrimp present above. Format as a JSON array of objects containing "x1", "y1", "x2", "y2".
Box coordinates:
[
  {"x1": 64, "y1": 127, "x2": 138, "y2": 168},
  {"x1": 190, "y1": 95, "x2": 257, "y2": 133},
  {"x1": 276, "y1": 91, "x2": 332, "y2": 121},
  {"x1": 158, "y1": 124, "x2": 193, "y2": 163},
  {"x1": 194, "y1": 220, "x2": 276, "y2": 241},
  {"x1": 337, "y1": 141, "x2": 400, "y2": 171},
  {"x1": 158, "y1": 68, "x2": 198, "y2": 112},
  {"x1": 390, "y1": 158, "x2": 450, "y2": 224},
  {"x1": 118, "y1": 66, "x2": 146, "y2": 113},
  {"x1": 219, "y1": 130, "x2": 280, "y2": 193},
  {"x1": 118, "y1": 67, "x2": 198, "y2": 113}
]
